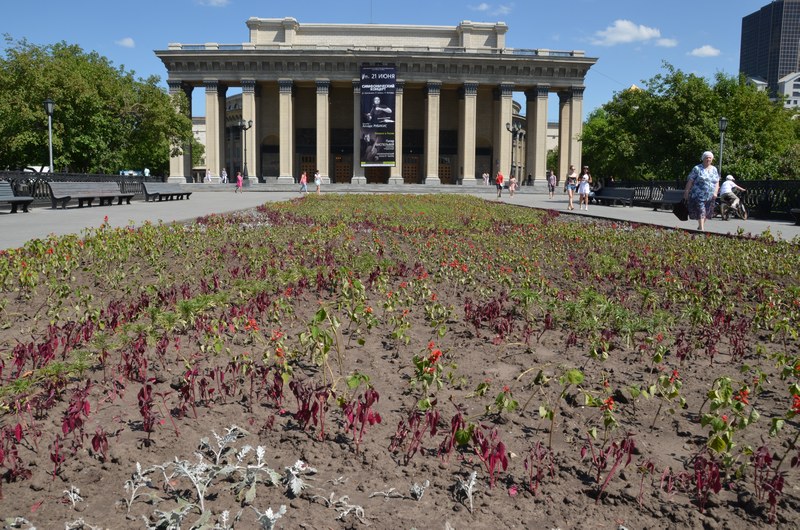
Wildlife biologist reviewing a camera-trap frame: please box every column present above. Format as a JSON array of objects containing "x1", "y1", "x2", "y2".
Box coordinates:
[
  {"x1": 526, "y1": 85, "x2": 549, "y2": 186},
  {"x1": 204, "y1": 81, "x2": 220, "y2": 183},
  {"x1": 278, "y1": 79, "x2": 294, "y2": 183},
  {"x1": 351, "y1": 80, "x2": 366, "y2": 184},
  {"x1": 558, "y1": 90, "x2": 572, "y2": 183},
  {"x1": 424, "y1": 81, "x2": 442, "y2": 185},
  {"x1": 497, "y1": 82, "x2": 514, "y2": 179},
  {"x1": 569, "y1": 86, "x2": 585, "y2": 171},
  {"x1": 316, "y1": 79, "x2": 331, "y2": 184},
  {"x1": 389, "y1": 80, "x2": 405, "y2": 185},
  {"x1": 460, "y1": 82, "x2": 479, "y2": 185},
  {"x1": 242, "y1": 80, "x2": 258, "y2": 184},
  {"x1": 217, "y1": 85, "x2": 227, "y2": 178},
  {"x1": 167, "y1": 81, "x2": 190, "y2": 183}
]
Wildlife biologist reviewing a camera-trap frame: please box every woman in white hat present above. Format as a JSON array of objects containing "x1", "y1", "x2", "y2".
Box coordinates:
[{"x1": 683, "y1": 151, "x2": 720, "y2": 231}]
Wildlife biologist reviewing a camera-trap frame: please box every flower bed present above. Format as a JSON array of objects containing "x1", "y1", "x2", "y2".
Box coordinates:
[{"x1": 0, "y1": 195, "x2": 798, "y2": 529}]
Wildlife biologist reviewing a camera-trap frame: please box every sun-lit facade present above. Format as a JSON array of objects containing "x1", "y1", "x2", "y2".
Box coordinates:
[{"x1": 156, "y1": 17, "x2": 597, "y2": 184}]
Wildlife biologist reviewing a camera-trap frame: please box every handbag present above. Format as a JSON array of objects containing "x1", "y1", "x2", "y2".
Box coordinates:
[{"x1": 673, "y1": 199, "x2": 689, "y2": 221}]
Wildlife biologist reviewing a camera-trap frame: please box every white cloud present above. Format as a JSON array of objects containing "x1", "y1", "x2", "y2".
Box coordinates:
[
  {"x1": 196, "y1": 0, "x2": 230, "y2": 6},
  {"x1": 689, "y1": 45, "x2": 720, "y2": 57},
  {"x1": 468, "y1": 2, "x2": 512, "y2": 16},
  {"x1": 591, "y1": 19, "x2": 661, "y2": 46},
  {"x1": 115, "y1": 37, "x2": 135, "y2": 48},
  {"x1": 657, "y1": 38, "x2": 678, "y2": 48}
]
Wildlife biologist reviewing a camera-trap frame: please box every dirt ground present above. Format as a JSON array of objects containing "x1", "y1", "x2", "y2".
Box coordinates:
[{"x1": 0, "y1": 196, "x2": 798, "y2": 530}]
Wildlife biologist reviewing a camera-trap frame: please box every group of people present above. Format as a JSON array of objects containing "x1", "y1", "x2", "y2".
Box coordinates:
[
  {"x1": 545, "y1": 165, "x2": 596, "y2": 210},
  {"x1": 546, "y1": 150, "x2": 746, "y2": 232},
  {"x1": 298, "y1": 171, "x2": 322, "y2": 195},
  {"x1": 491, "y1": 171, "x2": 519, "y2": 198}
]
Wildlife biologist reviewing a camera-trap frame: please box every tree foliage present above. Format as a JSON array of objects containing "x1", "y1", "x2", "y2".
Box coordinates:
[
  {"x1": 581, "y1": 63, "x2": 799, "y2": 181},
  {"x1": 0, "y1": 36, "x2": 193, "y2": 175}
]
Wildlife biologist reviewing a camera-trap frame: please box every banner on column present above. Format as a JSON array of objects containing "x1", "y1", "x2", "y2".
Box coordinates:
[{"x1": 360, "y1": 65, "x2": 396, "y2": 167}]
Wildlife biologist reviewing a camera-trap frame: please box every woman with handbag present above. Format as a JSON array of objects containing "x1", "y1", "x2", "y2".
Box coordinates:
[{"x1": 683, "y1": 151, "x2": 720, "y2": 231}]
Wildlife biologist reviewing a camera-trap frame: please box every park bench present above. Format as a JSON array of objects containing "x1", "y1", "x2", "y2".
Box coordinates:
[
  {"x1": 592, "y1": 187, "x2": 635, "y2": 207},
  {"x1": 143, "y1": 182, "x2": 192, "y2": 202},
  {"x1": 651, "y1": 189, "x2": 685, "y2": 211},
  {"x1": 47, "y1": 182, "x2": 134, "y2": 209},
  {"x1": 791, "y1": 209, "x2": 800, "y2": 225},
  {"x1": 0, "y1": 181, "x2": 34, "y2": 213}
]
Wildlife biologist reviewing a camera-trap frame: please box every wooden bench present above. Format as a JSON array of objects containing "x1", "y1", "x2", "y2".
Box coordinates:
[
  {"x1": 142, "y1": 182, "x2": 192, "y2": 202},
  {"x1": 47, "y1": 182, "x2": 134, "y2": 209},
  {"x1": 592, "y1": 187, "x2": 635, "y2": 207},
  {"x1": 651, "y1": 189, "x2": 685, "y2": 210},
  {"x1": 0, "y1": 181, "x2": 34, "y2": 213}
]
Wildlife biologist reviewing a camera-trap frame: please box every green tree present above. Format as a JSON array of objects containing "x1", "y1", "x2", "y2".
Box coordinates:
[
  {"x1": 581, "y1": 62, "x2": 799, "y2": 181},
  {"x1": 0, "y1": 36, "x2": 193, "y2": 175}
]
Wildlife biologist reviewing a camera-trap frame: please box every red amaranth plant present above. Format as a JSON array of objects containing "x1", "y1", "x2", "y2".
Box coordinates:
[
  {"x1": 471, "y1": 424, "x2": 508, "y2": 488},
  {"x1": 342, "y1": 387, "x2": 382, "y2": 454},
  {"x1": 289, "y1": 379, "x2": 333, "y2": 440}
]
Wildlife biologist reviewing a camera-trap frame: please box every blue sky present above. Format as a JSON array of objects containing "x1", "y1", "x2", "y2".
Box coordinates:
[{"x1": 2, "y1": 0, "x2": 770, "y2": 120}]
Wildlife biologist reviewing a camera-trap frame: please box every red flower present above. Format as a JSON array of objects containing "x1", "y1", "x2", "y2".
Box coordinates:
[
  {"x1": 733, "y1": 389, "x2": 750, "y2": 405},
  {"x1": 601, "y1": 396, "x2": 615, "y2": 412},
  {"x1": 792, "y1": 394, "x2": 800, "y2": 414}
]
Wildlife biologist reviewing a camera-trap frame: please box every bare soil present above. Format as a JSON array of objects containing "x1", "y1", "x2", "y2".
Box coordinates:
[{"x1": 0, "y1": 196, "x2": 798, "y2": 530}]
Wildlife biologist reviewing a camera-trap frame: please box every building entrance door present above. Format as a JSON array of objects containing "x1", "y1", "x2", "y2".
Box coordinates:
[
  {"x1": 403, "y1": 155, "x2": 421, "y2": 184},
  {"x1": 365, "y1": 167, "x2": 388, "y2": 183},
  {"x1": 333, "y1": 155, "x2": 352, "y2": 184}
]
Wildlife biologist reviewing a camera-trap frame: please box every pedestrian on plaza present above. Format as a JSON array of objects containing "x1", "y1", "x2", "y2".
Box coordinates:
[
  {"x1": 577, "y1": 165, "x2": 592, "y2": 210},
  {"x1": 235, "y1": 171, "x2": 243, "y2": 193},
  {"x1": 563, "y1": 164, "x2": 578, "y2": 210},
  {"x1": 220, "y1": 168, "x2": 228, "y2": 184},
  {"x1": 683, "y1": 151, "x2": 720, "y2": 232},
  {"x1": 314, "y1": 170, "x2": 322, "y2": 195},
  {"x1": 547, "y1": 169, "x2": 557, "y2": 198},
  {"x1": 482, "y1": 170, "x2": 490, "y2": 186},
  {"x1": 509, "y1": 175, "x2": 517, "y2": 197},
  {"x1": 299, "y1": 171, "x2": 308, "y2": 194},
  {"x1": 495, "y1": 171, "x2": 504, "y2": 198}
]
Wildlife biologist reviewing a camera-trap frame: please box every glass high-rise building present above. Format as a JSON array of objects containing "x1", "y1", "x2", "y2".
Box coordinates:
[{"x1": 740, "y1": 0, "x2": 800, "y2": 95}]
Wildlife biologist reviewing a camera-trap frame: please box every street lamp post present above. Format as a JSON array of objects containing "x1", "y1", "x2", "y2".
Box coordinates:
[
  {"x1": 43, "y1": 98, "x2": 54, "y2": 173},
  {"x1": 505, "y1": 122, "x2": 526, "y2": 183},
  {"x1": 718, "y1": 117, "x2": 728, "y2": 177},
  {"x1": 238, "y1": 119, "x2": 253, "y2": 177}
]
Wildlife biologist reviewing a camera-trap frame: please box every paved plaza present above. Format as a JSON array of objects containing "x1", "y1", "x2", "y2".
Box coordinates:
[{"x1": 0, "y1": 184, "x2": 798, "y2": 250}]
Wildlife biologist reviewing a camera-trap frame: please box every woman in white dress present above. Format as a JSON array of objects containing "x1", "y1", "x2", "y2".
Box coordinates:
[{"x1": 577, "y1": 166, "x2": 592, "y2": 210}]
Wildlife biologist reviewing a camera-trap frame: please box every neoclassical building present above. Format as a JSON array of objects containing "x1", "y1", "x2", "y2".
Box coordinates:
[{"x1": 156, "y1": 18, "x2": 597, "y2": 184}]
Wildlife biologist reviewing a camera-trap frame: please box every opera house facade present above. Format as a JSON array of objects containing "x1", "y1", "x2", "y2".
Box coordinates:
[{"x1": 156, "y1": 17, "x2": 596, "y2": 185}]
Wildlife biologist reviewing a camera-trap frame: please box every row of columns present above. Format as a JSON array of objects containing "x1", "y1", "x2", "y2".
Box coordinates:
[{"x1": 169, "y1": 79, "x2": 585, "y2": 184}]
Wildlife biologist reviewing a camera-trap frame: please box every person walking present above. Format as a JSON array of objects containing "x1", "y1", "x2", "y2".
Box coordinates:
[
  {"x1": 509, "y1": 175, "x2": 517, "y2": 197},
  {"x1": 314, "y1": 170, "x2": 322, "y2": 195},
  {"x1": 234, "y1": 171, "x2": 243, "y2": 193},
  {"x1": 299, "y1": 171, "x2": 308, "y2": 195},
  {"x1": 577, "y1": 166, "x2": 592, "y2": 210},
  {"x1": 683, "y1": 151, "x2": 720, "y2": 231},
  {"x1": 220, "y1": 168, "x2": 228, "y2": 184},
  {"x1": 547, "y1": 169, "x2": 557, "y2": 198},
  {"x1": 495, "y1": 171, "x2": 504, "y2": 198},
  {"x1": 482, "y1": 170, "x2": 490, "y2": 186},
  {"x1": 563, "y1": 164, "x2": 578, "y2": 210}
]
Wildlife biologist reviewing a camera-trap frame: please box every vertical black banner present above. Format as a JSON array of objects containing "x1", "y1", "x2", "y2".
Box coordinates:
[{"x1": 360, "y1": 65, "x2": 396, "y2": 167}]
